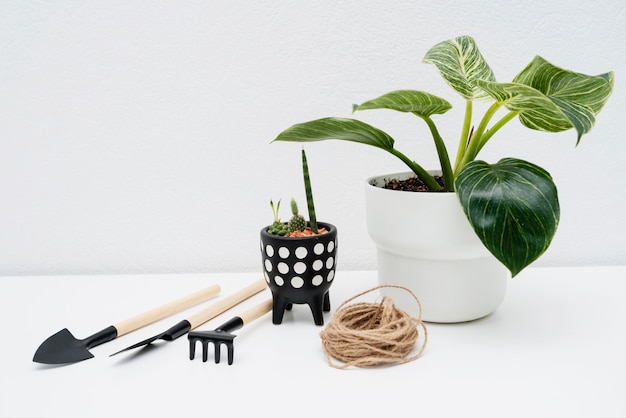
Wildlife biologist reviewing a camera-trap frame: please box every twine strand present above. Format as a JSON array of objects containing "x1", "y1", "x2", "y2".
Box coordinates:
[{"x1": 320, "y1": 285, "x2": 428, "y2": 369}]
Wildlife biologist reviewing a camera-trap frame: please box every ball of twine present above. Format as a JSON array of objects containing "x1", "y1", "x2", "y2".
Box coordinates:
[{"x1": 320, "y1": 285, "x2": 428, "y2": 369}]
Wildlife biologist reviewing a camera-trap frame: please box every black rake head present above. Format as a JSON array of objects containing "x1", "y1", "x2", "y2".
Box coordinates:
[{"x1": 188, "y1": 330, "x2": 237, "y2": 365}]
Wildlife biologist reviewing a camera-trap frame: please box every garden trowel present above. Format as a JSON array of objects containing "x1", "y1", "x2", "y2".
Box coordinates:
[{"x1": 33, "y1": 283, "x2": 221, "y2": 365}]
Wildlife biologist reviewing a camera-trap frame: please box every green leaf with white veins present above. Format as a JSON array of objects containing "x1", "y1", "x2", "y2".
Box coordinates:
[
  {"x1": 474, "y1": 80, "x2": 577, "y2": 134},
  {"x1": 272, "y1": 117, "x2": 395, "y2": 150},
  {"x1": 455, "y1": 158, "x2": 560, "y2": 277},
  {"x1": 423, "y1": 35, "x2": 496, "y2": 100},
  {"x1": 478, "y1": 56, "x2": 614, "y2": 143},
  {"x1": 353, "y1": 90, "x2": 452, "y2": 117}
]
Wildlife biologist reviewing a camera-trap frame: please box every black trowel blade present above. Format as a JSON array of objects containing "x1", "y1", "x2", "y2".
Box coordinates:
[
  {"x1": 33, "y1": 328, "x2": 94, "y2": 365},
  {"x1": 33, "y1": 325, "x2": 117, "y2": 365}
]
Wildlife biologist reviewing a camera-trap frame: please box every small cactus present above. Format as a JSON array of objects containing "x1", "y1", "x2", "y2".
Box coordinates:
[
  {"x1": 288, "y1": 198, "x2": 306, "y2": 233},
  {"x1": 268, "y1": 199, "x2": 289, "y2": 236}
]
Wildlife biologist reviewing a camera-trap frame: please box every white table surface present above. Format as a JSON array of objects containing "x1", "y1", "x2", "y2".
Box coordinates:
[{"x1": 2, "y1": 266, "x2": 625, "y2": 417}]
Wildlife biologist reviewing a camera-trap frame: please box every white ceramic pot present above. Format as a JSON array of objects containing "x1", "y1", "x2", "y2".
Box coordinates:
[{"x1": 365, "y1": 171, "x2": 510, "y2": 323}]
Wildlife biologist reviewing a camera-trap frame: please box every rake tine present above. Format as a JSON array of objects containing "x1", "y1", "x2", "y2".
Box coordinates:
[
  {"x1": 189, "y1": 337, "x2": 197, "y2": 360},
  {"x1": 215, "y1": 341, "x2": 234, "y2": 365},
  {"x1": 204, "y1": 341, "x2": 210, "y2": 363},
  {"x1": 214, "y1": 341, "x2": 222, "y2": 363}
]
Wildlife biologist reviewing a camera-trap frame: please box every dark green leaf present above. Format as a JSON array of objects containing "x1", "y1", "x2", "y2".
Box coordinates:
[{"x1": 455, "y1": 158, "x2": 560, "y2": 277}]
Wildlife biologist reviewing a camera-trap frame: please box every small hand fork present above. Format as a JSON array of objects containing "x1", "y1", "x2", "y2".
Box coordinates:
[{"x1": 188, "y1": 299, "x2": 272, "y2": 365}]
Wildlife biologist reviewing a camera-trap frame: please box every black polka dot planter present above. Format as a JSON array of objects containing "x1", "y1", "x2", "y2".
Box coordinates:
[{"x1": 260, "y1": 222, "x2": 338, "y2": 326}]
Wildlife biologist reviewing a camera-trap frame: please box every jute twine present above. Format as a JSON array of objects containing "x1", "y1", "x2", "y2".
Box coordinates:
[{"x1": 319, "y1": 285, "x2": 428, "y2": 369}]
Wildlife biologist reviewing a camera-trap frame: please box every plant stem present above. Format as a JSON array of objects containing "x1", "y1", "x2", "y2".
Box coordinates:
[
  {"x1": 421, "y1": 115, "x2": 454, "y2": 191},
  {"x1": 388, "y1": 148, "x2": 443, "y2": 191},
  {"x1": 453, "y1": 100, "x2": 473, "y2": 174},
  {"x1": 301, "y1": 148, "x2": 318, "y2": 234},
  {"x1": 475, "y1": 110, "x2": 520, "y2": 154},
  {"x1": 458, "y1": 101, "x2": 503, "y2": 168}
]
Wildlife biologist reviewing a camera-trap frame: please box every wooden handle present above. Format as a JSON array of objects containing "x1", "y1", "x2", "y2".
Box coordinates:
[
  {"x1": 114, "y1": 283, "x2": 221, "y2": 337},
  {"x1": 239, "y1": 299, "x2": 273, "y2": 326},
  {"x1": 187, "y1": 279, "x2": 268, "y2": 330}
]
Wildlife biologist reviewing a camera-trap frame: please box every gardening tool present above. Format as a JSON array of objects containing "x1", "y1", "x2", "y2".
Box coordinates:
[
  {"x1": 188, "y1": 298, "x2": 272, "y2": 365},
  {"x1": 33, "y1": 283, "x2": 221, "y2": 365},
  {"x1": 110, "y1": 278, "x2": 268, "y2": 357}
]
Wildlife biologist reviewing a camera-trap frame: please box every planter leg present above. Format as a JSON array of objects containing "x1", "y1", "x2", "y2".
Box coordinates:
[
  {"x1": 272, "y1": 296, "x2": 290, "y2": 325},
  {"x1": 307, "y1": 294, "x2": 327, "y2": 326},
  {"x1": 323, "y1": 291, "x2": 330, "y2": 312}
]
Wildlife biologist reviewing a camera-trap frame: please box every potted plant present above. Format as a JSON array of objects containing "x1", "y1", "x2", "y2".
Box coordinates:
[
  {"x1": 260, "y1": 148, "x2": 338, "y2": 326},
  {"x1": 271, "y1": 35, "x2": 614, "y2": 322}
]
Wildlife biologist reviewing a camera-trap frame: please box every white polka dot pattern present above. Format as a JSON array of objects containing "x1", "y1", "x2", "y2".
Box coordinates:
[
  {"x1": 261, "y1": 232, "x2": 338, "y2": 290},
  {"x1": 291, "y1": 277, "x2": 304, "y2": 288},
  {"x1": 312, "y1": 260, "x2": 323, "y2": 271},
  {"x1": 294, "y1": 262, "x2": 306, "y2": 274},
  {"x1": 312, "y1": 275, "x2": 323, "y2": 286},
  {"x1": 278, "y1": 262, "x2": 289, "y2": 274},
  {"x1": 295, "y1": 247, "x2": 308, "y2": 259},
  {"x1": 326, "y1": 257, "x2": 334, "y2": 269}
]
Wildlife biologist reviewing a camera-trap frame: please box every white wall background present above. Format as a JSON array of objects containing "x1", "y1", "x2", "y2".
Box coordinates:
[{"x1": 1, "y1": 0, "x2": 625, "y2": 276}]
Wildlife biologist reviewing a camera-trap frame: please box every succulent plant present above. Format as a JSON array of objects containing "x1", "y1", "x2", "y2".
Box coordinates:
[
  {"x1": 268, "y1": 199, "x2": 289, "y2": 236},
  {"x1": 287, "y1": 198, "x2": 306, "y2": 233}
]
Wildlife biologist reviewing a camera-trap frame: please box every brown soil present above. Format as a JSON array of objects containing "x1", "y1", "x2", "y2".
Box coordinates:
[
  {"x1": 288, "y1": 227, "x2": 328, "y2": 238},
  {"x1": 383, "y1": 175, "x2": 445, "y2": 192}
]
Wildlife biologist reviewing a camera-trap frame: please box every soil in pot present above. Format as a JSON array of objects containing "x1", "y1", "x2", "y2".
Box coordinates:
[{"x1": 383, "y1": 175, "x2": 445, "y2": 192}]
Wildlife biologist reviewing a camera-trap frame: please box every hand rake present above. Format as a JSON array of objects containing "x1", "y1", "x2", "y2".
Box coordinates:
[{"x1": 188, "y1": 298, "x2": 272, "y2": 365}]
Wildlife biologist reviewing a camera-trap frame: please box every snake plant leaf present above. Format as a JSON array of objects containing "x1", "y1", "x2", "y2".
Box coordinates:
[
  {"x1": 353, "y1": 90, "x2": 452, "y2": 118},
  {"x1": 423, "y1": 35, "x2": 496, "y2": 100},
  {"x1": 272, "y1": 117, "x2": 395, "y2": 151},
  {"x1": 481, "y1": 56, "x2": 614, "y2": 143},
  {"x1": 455, "y1": 158, "x2": 560, "y2": 277}
]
